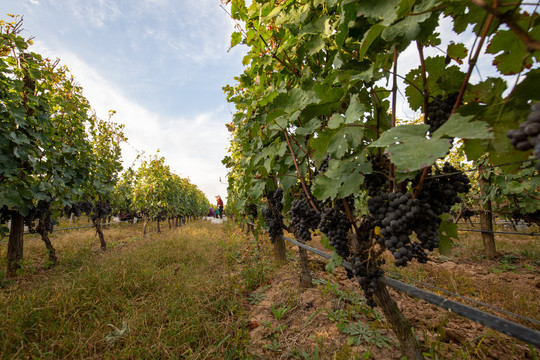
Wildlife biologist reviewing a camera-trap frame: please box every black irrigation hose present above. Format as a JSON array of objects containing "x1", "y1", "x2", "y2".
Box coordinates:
[
  {"x1": 275, "y1": 232, "x2": 540, "y2": 349},
  {"x1": 284, "y1": 234, "x2": 539, "y2": 325},
  {"x1": 385, "y1": 270, "x2": 540, "y2": 327},
  {"x1": 381, "y1": 277, "x2": 540, "y2": 349}
]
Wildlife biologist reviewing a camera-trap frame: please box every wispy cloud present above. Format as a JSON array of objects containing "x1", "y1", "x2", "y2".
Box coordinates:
[{"x1": 32, "y1": 40, "x2": 230, "y2": 200}]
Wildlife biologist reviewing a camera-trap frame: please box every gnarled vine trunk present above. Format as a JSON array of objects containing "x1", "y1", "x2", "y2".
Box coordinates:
[
  {"x1": 7, "y1": 212, "x2": 24, "y2": 277},
  {"x1": 374, "y1": 282, "x2": 423, "y2": 360},
  {"x1": 37, "y1": 218, "x2": 57, "y2": 265},
  {"x1": 92, "y1": 217, "x2": 107, "y2": 250},
  {"x1": 142, "y1": 216, "x2": 149, "y2": 236}
]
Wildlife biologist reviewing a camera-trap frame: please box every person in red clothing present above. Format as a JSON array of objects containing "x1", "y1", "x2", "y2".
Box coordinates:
[{"x1": 216, "y1": 195, "x2": 224, "y2": 219}]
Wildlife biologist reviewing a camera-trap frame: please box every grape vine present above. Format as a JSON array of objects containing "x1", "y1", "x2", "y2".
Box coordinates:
[
  {"x1": 507, "y1": 102, "x2": 540, "y2": 171},
  {"x1": 262, "y1": 189, "x2": 284, "y2": 243}
]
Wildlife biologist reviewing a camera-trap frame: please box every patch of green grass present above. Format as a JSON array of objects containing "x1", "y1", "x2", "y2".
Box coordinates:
[
  {"x1": 248, "y1": 285, "x2": 270, "y2": 305},
  {"x1": 270, "y1": 304, "x2": 292, "y2": 321}
]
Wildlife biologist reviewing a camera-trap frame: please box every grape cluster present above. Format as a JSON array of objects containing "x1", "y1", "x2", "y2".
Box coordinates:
[
  {"x1": 412, "y1": 163, "x2": 470, "y2": 250},
  {"x1": 507, "y1": 102, "x2": 540, "y2": 171},
  {"x1": 351, "y1": 255, "x2": 384, "y2": 308},
  {"x1": 261, "y1": 189, "x2": 284, "y2": 243},
  {"x1": 368, "y1": 192, "x2": 417, "y2": 266},
  {"x1": 64, "y1": 201, "x2": 93, "y2": 217},
  {"x1": 318, "y1": 205, "x2": 351, "y2": 258},
  {"x1": 425, "y1": 93, "x2": 459, "y2": 134},
  {"x1": 511, "y1": 209, "x2": 540, "y2": 228},
  {"x1": 317, "y1": 154, "x2": 330, "y2": 174},
  {"x1": 92, "y1": 201, "x2": 113, "y2": 221},
  {"x1": 365, "y1": 154, "x2": 389, "y2": 196},
  {"x1": 289, "y1": 196, "x2": 320, "y2": 243},
  {"x1": 367, "y1": 163, "x2": 471, "y2": 266},
  {"x1": 247, "y1": 203, "x2": 258, "y2": 220},
  {"x1": 0, "y1": 205, "x2": 12, "y2": 224},
  {"x1": 411, "y1": 241, "x2": 428, "y2": 263},
  {"x1": 25, "y1": 200, "x2": 56, "y2": 234},
  {"x1": 415, "y1": 162, "x2": 471, "y2": 215}
]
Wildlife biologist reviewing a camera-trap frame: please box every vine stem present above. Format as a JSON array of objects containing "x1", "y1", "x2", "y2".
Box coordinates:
[
  {"x1": 371, "y1": 89, "x2": 381, "y2": 138},
  {"x1": 259, "y1": 35, "x2": 301, "y2": 77},
  {"x1": 416, "y1": 41, "x2": 428, "y2": 122},
  {"x1": 283, "y1": 130, "x2": 318, "y2": 213},
  {"x1": 452, "y1": 7, "x2": 495, "y2": 114},
  {"x1": 389, "y1": 47, "x2": 398, "y2": 193},
  {"x1": 414, "y1": 7, "x2": 495, "y2": 199},
  {"x1": 471, "y1": 0, "x2": 540, "y2": 52},
  {"x1": 341, "y1": 199, "x2": 359, "y2": 234},
  {"x1": 275, "y1": 122, "x2": 309, "y2": 156}
]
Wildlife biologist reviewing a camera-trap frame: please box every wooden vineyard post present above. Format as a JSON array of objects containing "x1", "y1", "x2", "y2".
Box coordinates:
[
  {"x1": 479, "y1": 166, "x2": 497, "y2": 259},
  {"x1": 273, "y1": 236, "x2": 287, "y2": 263},
  {"x1": 298, "y1": 244, "x2": 313, "y2": 287}
]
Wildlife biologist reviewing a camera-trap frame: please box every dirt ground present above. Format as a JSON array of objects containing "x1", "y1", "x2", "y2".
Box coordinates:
[{"x1": 243, "y1": 237, "x2": 539, "y2": 360}]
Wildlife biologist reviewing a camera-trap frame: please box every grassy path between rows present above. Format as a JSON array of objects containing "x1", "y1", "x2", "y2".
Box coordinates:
[{"x1": 0, "y1": 221, "x2": 258, "y2": 359}]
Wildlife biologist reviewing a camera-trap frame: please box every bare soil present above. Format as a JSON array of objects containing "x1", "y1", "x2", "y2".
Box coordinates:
[{"x1": 243, "y1": 234, "x2": 539, "y2": 359}]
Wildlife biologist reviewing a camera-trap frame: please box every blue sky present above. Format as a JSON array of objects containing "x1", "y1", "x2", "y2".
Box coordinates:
[{"x1": 1, "y1": 0, "x2": 246, "y2": 203}]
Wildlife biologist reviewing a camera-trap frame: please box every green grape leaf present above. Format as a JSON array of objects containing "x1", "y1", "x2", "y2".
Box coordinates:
[
  {"x1": 386, "y1": 137, "x2": 451, "y2": 172},
  {"x1": 271, "y1": 86, "x2": 318, "y2": 114},
  {"x1": 432, "y1": 114, "x2": 493, "y2": 140},
  {"x1": 467, "y1": 77, "x2": 507, "y2": 104},
  {"x1": 345, "y1": 94, "x2": 367, "y2": 124},
  {"x1": 309, "y1": 128, "x2": 337, "y2": 167},
  {"x1": 437, "y1": 215, "x2": 457, "y2": 255},
  {"x1": 369, "y1": 124, "x2": 430, "y2": 147},
  {"x1": 486, "y1": 29, "x2": 534, "y2": 75},
  {"x1": 230, "y1": 31, "x2": 243, "y2": 49},
  {"x1": 325, "y1": 251, "x2": 343, "y2": 274},
  {"x1": 446, "y1": 42, "x2": 467, "y2": 63},
  {"x1": 355, "y1": 0, "x2": 400, "y2": 26},
  {"x1": 312, "y1": 174, "x2": 339, "y2": 200},
  {"x1": 312, "y1": 157, "x2": 369, "y2": 200},
  {"x1": 381, "y1": 12, "x2": 431, "y2": 47},
  {"x1": 280, "y1": 172, "x2": 299, "y2": 192},
  {"x1": 358, "y1": 23, "x2": 385, "y2": 59},
  {"x1": 328, "y1": 113, "x2": 345, "y2": 129},
  {"x1": 463, "y1": 139, "x2": 485, "y2": 161}
]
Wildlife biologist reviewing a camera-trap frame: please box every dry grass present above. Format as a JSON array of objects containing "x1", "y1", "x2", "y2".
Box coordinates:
[{"x1": 0, "y1": 220, "x2": 260, "y2": 359}]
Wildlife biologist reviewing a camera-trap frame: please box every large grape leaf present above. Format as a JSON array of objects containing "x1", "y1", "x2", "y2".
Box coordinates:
[
  {"x1": 271, "y1": 86, "x2": 319, "y2": 114},
  {"x1": 432, "y1": 114, "x2": 493, "y2": 140},
  {"x1": 345, "y1": 94, "x2": 367, "y2": 124},
  {"x1": 385, "y1": 138, "x2": 451, "y2": 172},
  {"x1": 486, "y1": 29, "x2": 536, "y2": 75},
  {"x1": 369, "y1": 124, "x2": 430, "y2": 147},
  {"x1": 368, "y1": 124, "x2": 450, "y2": 171},
  {"x1": 381, "y1": 12, "x2": 431, "y2": 45},
  {"x1": 355, "y1": 0, "x2": 400, "y2": 26},
  {"x1": 312, "y1": 157, "x2": 370, "y2": 200}
]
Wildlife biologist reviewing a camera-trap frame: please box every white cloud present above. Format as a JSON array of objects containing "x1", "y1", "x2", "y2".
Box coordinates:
[
  {"x1": 32, "y1": 40, "x2": 230, "y2": 202},
  {"x1": 47, "y1": 0, "x2": 122, "y2": 30}
]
